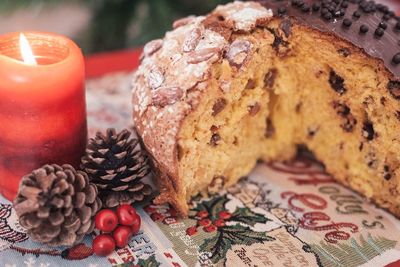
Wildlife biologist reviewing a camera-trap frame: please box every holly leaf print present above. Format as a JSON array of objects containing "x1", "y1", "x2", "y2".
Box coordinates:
[
  {"x1": 191, "y1": 194, "x2": 229, "y2": 219},
  {"x1": 230, "y1": 207, "x2": 271, "y2": 227},
  {"x1": 200, "y1": 224, "x2": 275, "y2": 264},
  {"x1": 200, "y1": 231, "x2": 228, "y2": 263},
  {"x1": 135, "y1": 255, "x2": 161, "y2": 267}
]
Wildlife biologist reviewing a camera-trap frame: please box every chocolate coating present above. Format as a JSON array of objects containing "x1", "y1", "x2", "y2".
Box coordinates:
[
  {"x1": 312, "y1": 3, "x2": 321, "y2": 11},
  {"x1": 353, "y1": 10, "x2": 361, "y2": 18},
  {"x1": 374, "y1": 27, "x2": 385, "y2": 37},
  {"x1": 379, "y1": 22, "x2": 387, "y2": 29},
  {"x1": 393, "y1": 53, "x2": 400, "y2": 64},
  {"x1": 342, "y1": 18, "x2": 352, "y2": 27},
  {"x1": 278, "y1": 6, "x2": 287, "y2": 14},
  {"x1": 360, "y1": 24, "x2": 369, "y2": 33},
  {"x1": 259, "y1": 0, "x2": 400, "y2": 77}
]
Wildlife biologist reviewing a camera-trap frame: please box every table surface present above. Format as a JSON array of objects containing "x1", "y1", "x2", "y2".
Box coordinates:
[
  {"x1": 2, "y1": 5, "x2": 400, "y2": 265},
  {"x1": 0, "y1": 65, "x2": 399, "y2": 267}
]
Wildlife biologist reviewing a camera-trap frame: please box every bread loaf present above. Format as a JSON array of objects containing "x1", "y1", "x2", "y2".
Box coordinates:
[{"x1": 132, "y1": 1, "x2": 400, "y2": 217}]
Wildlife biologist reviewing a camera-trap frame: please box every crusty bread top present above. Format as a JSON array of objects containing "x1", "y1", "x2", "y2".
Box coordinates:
[{"x1": 131, "y1": 1, "x2": 273, "y2": 177}]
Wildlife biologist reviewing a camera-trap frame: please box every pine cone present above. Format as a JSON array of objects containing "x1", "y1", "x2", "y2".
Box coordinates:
[
  {"x1": 13, "y1": 164, "x2": 101, "y2": 247},
  {"x1": 81, "y1": 128, "x2": 152, "y2": 208}
]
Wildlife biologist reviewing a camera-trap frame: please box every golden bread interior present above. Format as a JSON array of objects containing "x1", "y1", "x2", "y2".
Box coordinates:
[{"x1": 177, "y1": 20, "x2": 400, "y2": 216}]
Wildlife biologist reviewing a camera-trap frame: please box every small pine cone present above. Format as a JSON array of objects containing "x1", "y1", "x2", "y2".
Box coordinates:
[
  {"x1": 13, "y1": 164, "x2": 101, "y2": 247},
  {"x1": 81, "y1": 128, "x2": 152, "y2": 208}
]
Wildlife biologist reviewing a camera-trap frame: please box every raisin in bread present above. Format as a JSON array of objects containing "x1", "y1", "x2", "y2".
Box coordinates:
[{"x1": 132, "y1": 1, "x2": 400, "y2": 217}]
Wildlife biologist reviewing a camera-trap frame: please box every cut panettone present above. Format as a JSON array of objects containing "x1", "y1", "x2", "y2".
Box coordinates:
[{"x1": 132, "y1": 1, "x2": 400, "y2": 217}]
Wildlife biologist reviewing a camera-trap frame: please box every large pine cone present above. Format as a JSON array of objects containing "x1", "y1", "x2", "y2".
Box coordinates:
[
  {"x1": 81, "y1": 128, "x2": 152, "y2": 208},
  {"x1": 13, "y1": 164, "x2": 101, "y2": 247}
]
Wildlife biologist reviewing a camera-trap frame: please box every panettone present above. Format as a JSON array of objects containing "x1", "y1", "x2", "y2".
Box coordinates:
[{"x1": 132, "y1": 1, "x2": 400, "y2": 217}]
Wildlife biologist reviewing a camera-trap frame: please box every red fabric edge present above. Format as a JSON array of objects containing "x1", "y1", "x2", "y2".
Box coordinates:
[
  {"x1": 386, "y1": 260, "x2": 400, "y2": 267},
  {"x1": 85, "y1": 48, "x2": 142, "y2": 78}
]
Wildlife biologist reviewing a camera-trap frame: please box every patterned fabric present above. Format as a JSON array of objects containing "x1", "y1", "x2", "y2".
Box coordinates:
[{"x1": 0, "y1": 71, "x2": 399, "y2": 267}]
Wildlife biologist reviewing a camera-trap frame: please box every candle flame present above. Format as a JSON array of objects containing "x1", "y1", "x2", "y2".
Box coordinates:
[{"x1": 19, "y1": 33, "x2": 37, "y2": 65}]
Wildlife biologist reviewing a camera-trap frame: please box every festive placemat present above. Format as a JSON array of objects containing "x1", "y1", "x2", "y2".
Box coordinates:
[{"x1": 0, "y1": 71, "x2": 399, "y2": 267}]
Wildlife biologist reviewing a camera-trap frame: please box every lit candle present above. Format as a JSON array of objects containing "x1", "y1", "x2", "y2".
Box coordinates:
[{"x1": 0, "y1": 32, "x2": 87, "y2": 201}]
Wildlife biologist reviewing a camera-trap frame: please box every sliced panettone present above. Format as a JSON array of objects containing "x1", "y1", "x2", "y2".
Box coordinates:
[{"x1": 132, "y1": 1, "x2": 400, "y2": 217}]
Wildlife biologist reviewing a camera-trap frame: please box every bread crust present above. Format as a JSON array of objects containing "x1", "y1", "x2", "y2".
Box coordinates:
[{"x1": 132, "y1": 1, "x2": 274, "y2": 215}]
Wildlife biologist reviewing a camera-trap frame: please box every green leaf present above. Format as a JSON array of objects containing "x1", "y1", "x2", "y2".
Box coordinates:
[
  {"x1": 136, "y1": 255, "x2": 161, "y2": 267},
  {"x1": 230, "y1": 207, "x2": 270, "y2": 227},
  {"x1": 200, "y1": 232, "x2": 227, "y2": 263},
  {"x1": 223, "y1": 225, "x2": 275, "y2": 244},
  {"x1": 200, "y1": 224, "x2": 275, "y2": 264}
]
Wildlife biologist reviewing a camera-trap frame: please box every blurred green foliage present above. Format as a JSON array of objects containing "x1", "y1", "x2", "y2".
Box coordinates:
[{"x1": 0, "y1": 0, "x2": 230, "y2": 53}]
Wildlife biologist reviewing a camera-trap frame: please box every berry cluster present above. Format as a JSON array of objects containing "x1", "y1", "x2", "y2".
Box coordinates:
[
  {"x1": 186, "y1": 210, "x2": 232, "y2": 236},
  {"x1": 144, "y1": 203, "x2": 177, "y2": 224},
  {"x1": 92, "y1": 204, "x2": 141, "y2": 257}
]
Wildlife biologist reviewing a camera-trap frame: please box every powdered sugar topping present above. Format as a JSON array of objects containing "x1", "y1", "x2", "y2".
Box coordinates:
[
  {"x1": 215, "y1": 1, "x2": 273, "y2": 31},
  {"x1": 131, "y1": 1, "x2": 273, "y2": 165}
]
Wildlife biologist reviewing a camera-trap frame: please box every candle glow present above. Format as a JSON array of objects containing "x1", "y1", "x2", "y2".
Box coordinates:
[{"x1": 19, "y1": 33, "x2": 37, "y2": 65}]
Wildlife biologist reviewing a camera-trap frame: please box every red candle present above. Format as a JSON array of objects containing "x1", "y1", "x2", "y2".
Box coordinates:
[{"x1": 0, "y1": 32, "x2": 87, "y2": 201}]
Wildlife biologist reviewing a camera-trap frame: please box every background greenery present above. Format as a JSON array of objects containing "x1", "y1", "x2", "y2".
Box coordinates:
[{"x1": 0, "y1": 0, "x2": 230, "y2": 54}]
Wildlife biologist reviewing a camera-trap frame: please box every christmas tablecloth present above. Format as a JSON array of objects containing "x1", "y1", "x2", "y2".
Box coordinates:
[{"x1": 0, "y1": 70, "x2": 400, "y2": 267}]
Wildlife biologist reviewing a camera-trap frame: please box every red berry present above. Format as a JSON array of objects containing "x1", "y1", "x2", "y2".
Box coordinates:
[
  {"x1": 167, "y1": 208, "x2": 177, "y2": 217},
  {"x1": 150, "y1": 212, "x2": 164, "y2": 221},
  {"x1": 92, "y1": 234, "x2": 115, "y2": 257},
  {"x1": 198, "y1": 218, "x2": 211, "y2": 226},
  {"x1": 144, "y1": 206, "x2": 156, "y2": 213},
  {"x1": 197, "y1": 210, "x2": 209, "y2": 218},
  {"x1": 186, "y1": 226, "x2": 198, "y2": 236},
  {"x1": 203, "y1": 224, "x2": 217, "y2": 232},
  {"x1": 117, "y1": 204, "x2": 138, "y2": 226},
  {"x1": 218, "y1": 211, "x2": 232, "y2": 220},
  {"x1": 95, "y1": 209, "x2": 118, "y2": 232},
  {"x1": 130, "y1": 213, "x2": 141, "y2": 235},
  {"x1": 113, "y1": 226, "x2": 133, "y2": 248},
  {"x1": 214, "y1": 219, "x2": 225, "y2": 228}
]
